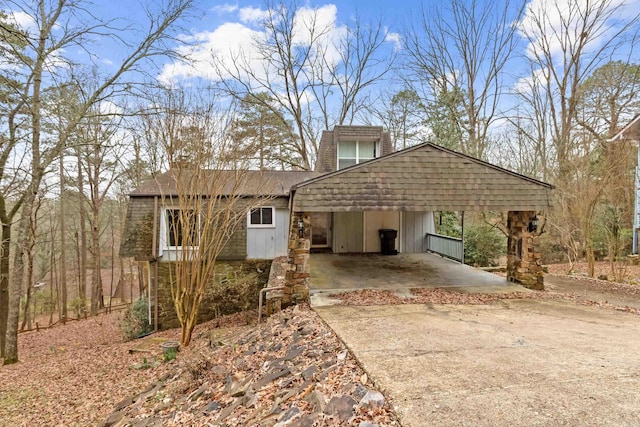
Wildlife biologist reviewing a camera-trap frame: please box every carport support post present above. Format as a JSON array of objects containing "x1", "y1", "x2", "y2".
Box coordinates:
[
  {"x1": 506, "y1": 211, "x2": 544, "y2": 290},
  {"x1": 284, "y1": 212, "x2": 311, "y2": 306}
]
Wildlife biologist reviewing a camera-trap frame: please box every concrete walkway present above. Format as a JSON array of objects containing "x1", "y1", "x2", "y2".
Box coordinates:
[
  {"x1": 310, "y1": 253, "x2": 526, "y2": 306},
  {"x1": 315, "y1": 301, "x2": 640, "y2": 426}
]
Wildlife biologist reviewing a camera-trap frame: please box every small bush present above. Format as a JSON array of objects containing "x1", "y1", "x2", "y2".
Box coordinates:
[
  {"x1": 163, "y1": 348, "x2": 177, "y2": 362},
  {"x1": 121, "y1": 298, "x2": 153, "y2": 341},
  {"x1": 464, "y1": 223, "x2": 507, "y2": 267},
  {"x1": 69, "y1": 298, "x2": 86, "y2": 318}
]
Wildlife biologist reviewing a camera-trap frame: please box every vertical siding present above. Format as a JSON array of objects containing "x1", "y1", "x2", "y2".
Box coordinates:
[
  {"x1": 333, "y1": 212, "x2": 363, "y2": 253},
  {"x1": 364, "y1": 211, "x2": 400, "y2": 252},
  {"x1": 401, "y1": 211, "x2": 435, "y2": 253},
  {"x1": 246, "y1": 208, "x2": 289, "y2": 259}
]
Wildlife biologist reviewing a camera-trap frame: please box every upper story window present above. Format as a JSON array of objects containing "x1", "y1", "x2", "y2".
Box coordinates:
[
  {"x1": 337, "y1": 140, "x2": 377, "y2": 170},
  {"x1": 165, "y1": 208, "x2": 199, "y2": 248},
  {"x1": 248, "y1": 206, "x2": 275, "y2": 228}
]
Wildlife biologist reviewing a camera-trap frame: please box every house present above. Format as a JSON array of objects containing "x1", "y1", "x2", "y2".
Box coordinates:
[
  {"x1": 608, "y1": 114, "x2": 640, "y2": 254},
  {"x1": 120, "y1": 125, "x2": 553, "y2": 327}
]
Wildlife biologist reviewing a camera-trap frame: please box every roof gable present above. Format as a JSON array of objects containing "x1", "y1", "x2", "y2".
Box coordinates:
[{"x1": 293, "y1": 142, "x2": 553, "y2": 212}]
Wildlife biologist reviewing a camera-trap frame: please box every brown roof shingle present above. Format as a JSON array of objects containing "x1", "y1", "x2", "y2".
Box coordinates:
[{"x1": 131, "y1": 170, "x2": 320, "y2": 197}]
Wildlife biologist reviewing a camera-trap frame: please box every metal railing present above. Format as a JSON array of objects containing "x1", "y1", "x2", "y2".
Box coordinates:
[{"x1": 425, "y1": 233, "x2": 464, "y2": 264}]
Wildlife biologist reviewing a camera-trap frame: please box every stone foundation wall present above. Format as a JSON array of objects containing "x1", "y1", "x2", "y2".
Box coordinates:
[
  {"x1": 507, "y1": 210, "x2": 544, "y2": 290},
  {"x1": 152, "y1": 259, "x2": 271, "y2": 329}
]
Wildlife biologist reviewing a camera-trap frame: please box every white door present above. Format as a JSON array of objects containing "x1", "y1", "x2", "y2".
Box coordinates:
[{"x1": 246, "y1": 208, "x2": 289, "y2": 259}]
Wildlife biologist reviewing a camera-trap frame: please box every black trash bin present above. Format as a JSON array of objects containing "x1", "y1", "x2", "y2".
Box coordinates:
[{"x1": 379, "y1": 229, "x2": 398, "y2": 255}]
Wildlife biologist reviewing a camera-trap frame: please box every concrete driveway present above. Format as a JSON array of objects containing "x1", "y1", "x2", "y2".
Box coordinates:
[
  {"x1": 316, "y1": 300, "x2": 640, "y2": 426},
  {"x1": 310, "y1": 253, "x2": 525, "y2": 305}
]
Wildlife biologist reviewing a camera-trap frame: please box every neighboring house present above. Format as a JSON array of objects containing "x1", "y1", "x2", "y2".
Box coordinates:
[
  {"x1": 608, "y1": 114, "x2": 640, "y2": 253},
  {"x1": 120, "y1": 125, "x2": 553, "y2": 327}
]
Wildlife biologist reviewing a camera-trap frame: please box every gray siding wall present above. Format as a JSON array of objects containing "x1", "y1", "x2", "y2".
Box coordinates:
[
  {"x1": 247, "y1": 208, "x2": 289, "y2": 259},
  {"x1": 401, "y1": 211, "x2": 435, "y2": 253},
  {"x1": 332, "y1": 212, "x2": 363, "y2": 253}
]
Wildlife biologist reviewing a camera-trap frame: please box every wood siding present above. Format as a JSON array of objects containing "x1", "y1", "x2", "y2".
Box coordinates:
[
  {"x1": 246, "y1": 208, "x2": 289, "y2": 259},
  {"x1": 315, "y1": 126, "x2": 393, "y2": 173},
  {"x1": 364, "y1": 211, "x2": 400, "y2": 252},
  {"x1": 401, "y1": 211, "x2": 435, "y2": 253},
  {"x1": 332, "y1": 212, "x2": 363, "y2": 253},
  {"x1": 295, "y1": 143, "x2": 552, "y2": 212}
]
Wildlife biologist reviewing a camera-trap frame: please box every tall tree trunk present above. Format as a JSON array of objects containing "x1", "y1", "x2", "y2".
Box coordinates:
[
  {"x1": 5, "y1": 188, "x2": 37, "y2": 364},
  {"x1": 76, "y1": 151, "x2": 87, "y2": 306},
  {"x1": 90, "y1": 221, "x2": 104, "y2": 314},
  {"x1": 59, "y1": 154, "x2": 67, "y2": 319},
  {"x1": 5, "y1": 7, "x2": 47, "y2": 363},
  {"x1": 89, "y1": 137, "x2": 104, "y2": 314},
  {"x1": 0, "y1": 218, "x2": 11, "y2": 357},
  {"x1": 49, "y1": 226, "x2": 56, "y2": 325}
]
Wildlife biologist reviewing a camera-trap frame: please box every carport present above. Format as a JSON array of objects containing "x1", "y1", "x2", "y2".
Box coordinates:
[
  {"x1": 310, "y1": 252, "x2": 511, "y2": 291},
  {"x1": 282, "y1": 142, "x2": 553, "y2": 305}
]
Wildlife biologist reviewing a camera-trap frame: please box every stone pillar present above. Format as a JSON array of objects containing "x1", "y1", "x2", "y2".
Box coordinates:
[
  {"x1": 283, "y1": 212, "x2": 311, "y2": 306},
  {"x1": 507, "y1": 211, "x2": 544, "y2": 290}
]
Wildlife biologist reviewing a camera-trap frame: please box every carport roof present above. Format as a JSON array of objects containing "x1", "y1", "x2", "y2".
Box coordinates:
[{"x1": 292, "y1": 142, "x2": 553, "y2": 212}]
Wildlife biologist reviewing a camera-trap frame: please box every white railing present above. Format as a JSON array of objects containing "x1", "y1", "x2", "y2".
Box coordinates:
[{"x1": 425, "y1": 233, "x2": 464, "y2": 263}]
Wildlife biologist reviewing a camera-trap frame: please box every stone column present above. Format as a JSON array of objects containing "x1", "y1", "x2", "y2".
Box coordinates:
[
  {"x1": 507, "y1": 210, "x2": 544, "y2": 290},
  {"x1": 283, "y1": 212, "x2": 311, "y2": 306}
]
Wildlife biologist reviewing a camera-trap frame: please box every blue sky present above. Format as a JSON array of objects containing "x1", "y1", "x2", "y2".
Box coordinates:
[{"x1": 4, "y1": 0, "x2": 639, "y2": 124}]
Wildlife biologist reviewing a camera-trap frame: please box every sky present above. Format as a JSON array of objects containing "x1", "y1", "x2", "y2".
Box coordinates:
[{"x1": 3, "y1": 0, "x2": 640, "y2": 126}]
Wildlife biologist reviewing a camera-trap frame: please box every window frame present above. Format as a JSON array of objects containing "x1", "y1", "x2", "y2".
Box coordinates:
[
  {"x1": 163, "y1": 207, "x2": 200, "y2": 249},
  {"x1": 247, "y1": 206, "x2": 276, "y2": 229},
  {"x1": 337, "y1": 140, "x2": 378, "y2": 170}
]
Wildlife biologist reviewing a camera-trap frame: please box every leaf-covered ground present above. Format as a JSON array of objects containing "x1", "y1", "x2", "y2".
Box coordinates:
[
  {"x1": 0, "y1": 311, "x2": 252, "y2": 427},
  {"x1": 2, "y1": 261, "x2": 640, "y2": 426}
]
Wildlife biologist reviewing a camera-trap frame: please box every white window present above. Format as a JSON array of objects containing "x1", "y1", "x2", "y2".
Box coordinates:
[
  {"x1": 248, "y1": 207, "x2": 275, "y2": 228},
  {"x1": 337, "y1": 140, "x2": 377, "y2": 170},
  {"x1": 164, "y1": 208, "x2": 199, "y2": 248}
]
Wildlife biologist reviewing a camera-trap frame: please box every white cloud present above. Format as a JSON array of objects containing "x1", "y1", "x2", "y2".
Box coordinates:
[
  {"x1": 517, "y1": 0, "x2": 637, "y2": 61},
  {"x1": 292, "y1": 4, "x2": 347, "y2": 68},
  {"x1": 385, "y1": 30, "x2": 401, "y2": 51},
  {"x1": 159, "y1": 3, "x2": 353, "y2": 86},
  {"x1": 513, "y1": 67, "x2": 549, "y2": 94},
  {"x1": 98, "y1": 100, "x2": 122, "y2": 116},
  {"x1": 211, "y1": 3, "x2": 238, "y2": 14},
  {"x1": 158, "y1": 22, "x2": 263, "y2": 84},
  {"x1": 239, "y1": 6, "x2": 270, "y2": 24},
  {"x1": 7, "y1": 10, "x2": 37, "y2": 33}
]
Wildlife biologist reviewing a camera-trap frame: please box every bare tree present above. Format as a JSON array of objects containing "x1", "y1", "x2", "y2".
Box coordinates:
[
  {"x1": 517, "y1": 0, "x2": 640, "y2": 181},
  {"x1": 135, "y1": 87, "x2": 271, "y2": 346},
  {"x1": 515, "y1": 0, "x2": 640, "y2": 274},
  {"x1": 0, "y1": 0, "x2": 194, "y2": 365},
  {"x1": 212, "y1": 0, "x2": 395, "y2": 169},
  {"x1": 404, "y1": 0, "x2": 524, "y2": 158}
]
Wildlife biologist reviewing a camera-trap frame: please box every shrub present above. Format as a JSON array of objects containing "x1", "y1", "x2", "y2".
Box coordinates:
[
  {"x1": 121, "y1": 298, "x2": 153, "y2": 341},
  {"x1": 464, "y1": 223, "x2": 506, "y2": 267}
]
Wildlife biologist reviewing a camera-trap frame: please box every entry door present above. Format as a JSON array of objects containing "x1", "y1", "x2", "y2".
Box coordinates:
[{"x1": 311, "y1": 212, "x2": 332, "y2": 248}]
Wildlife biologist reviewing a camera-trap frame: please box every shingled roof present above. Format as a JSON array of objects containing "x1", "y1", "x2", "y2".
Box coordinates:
[
  {"x1": 130, "y1": 170, "x2": 320, "y2": 197},
  {"x1": 609, "y1": 114, "x2": 640, "y2": 142},
  {"x1": 292, "y1": 142, "x2": 553, "y2": 212}
]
